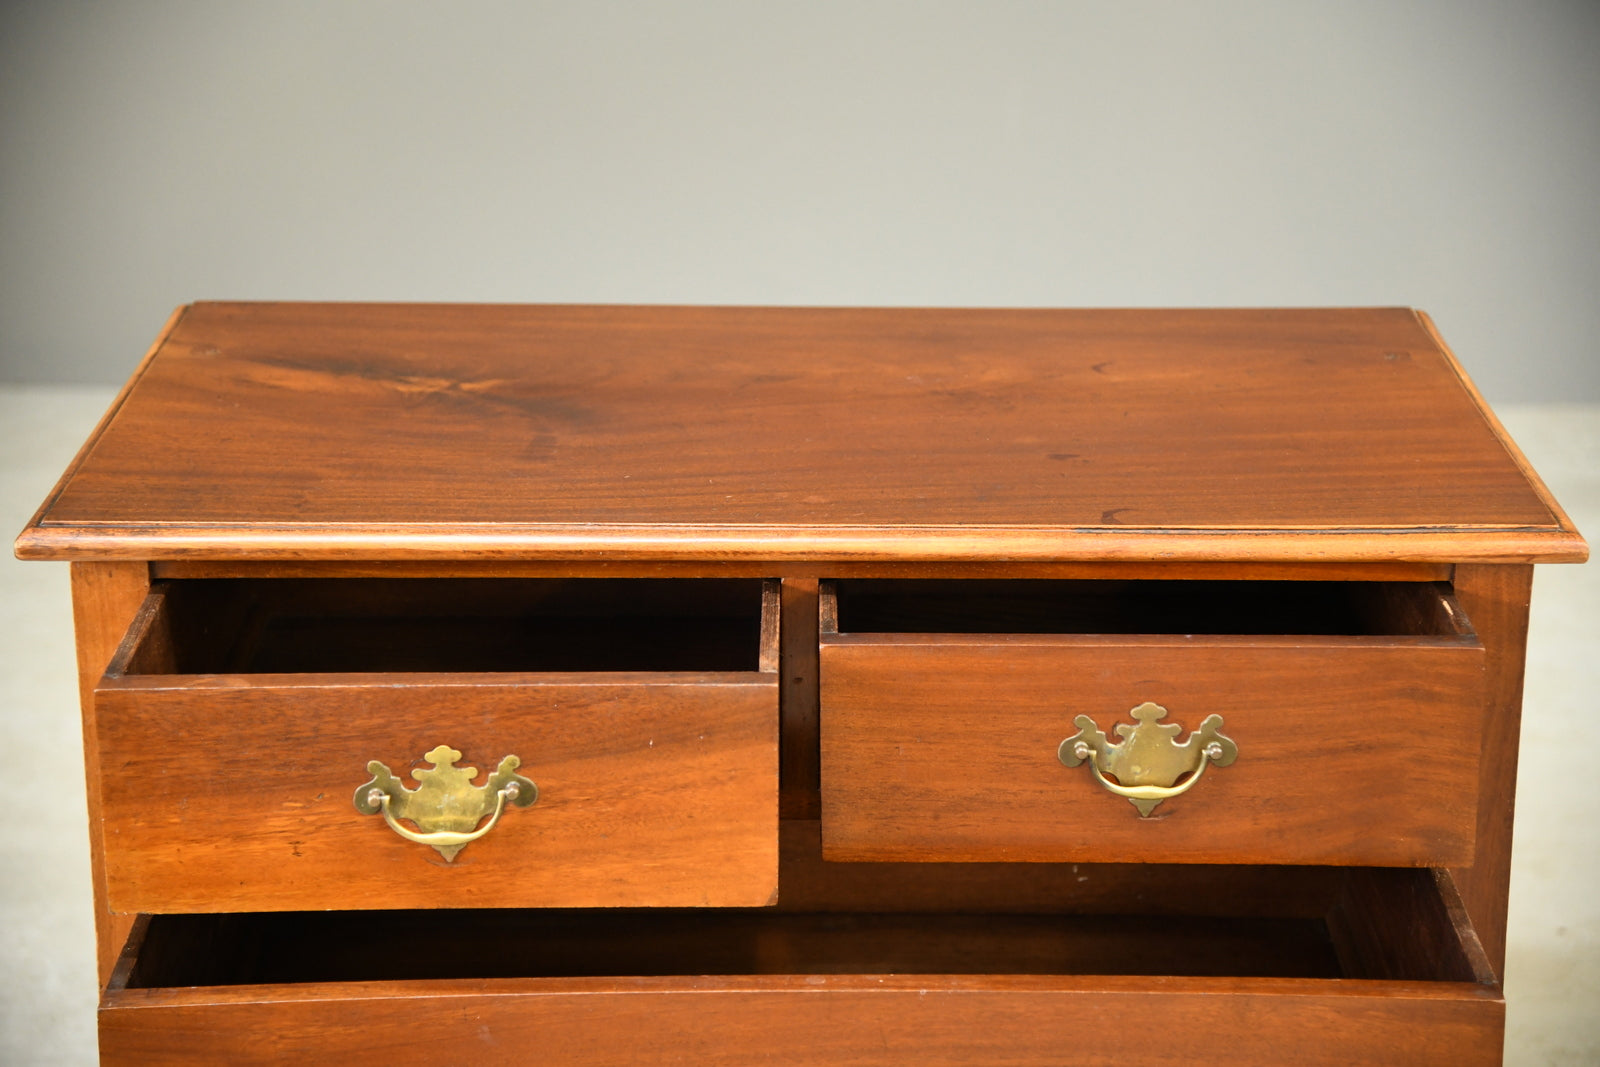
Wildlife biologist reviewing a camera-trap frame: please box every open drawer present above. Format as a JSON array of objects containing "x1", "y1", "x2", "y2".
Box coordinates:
[
  {"x1": 819, "y1": 579, "x2": 1486, "y2": 865},
  {"x1": 95, "y1": 578, "x2": 780, "y2": 912},
  {"x1": 100, "y1": 865, "x2": 1502, "y2": 1065}
]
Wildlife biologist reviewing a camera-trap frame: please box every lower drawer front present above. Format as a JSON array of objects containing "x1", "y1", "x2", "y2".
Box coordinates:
[
  {"x1": 101, "y1": 868, "x2": 1502, "y2": 1066},
  {"x1": 101, "y1": 979, "x2": 1501, "y2": 1066}
]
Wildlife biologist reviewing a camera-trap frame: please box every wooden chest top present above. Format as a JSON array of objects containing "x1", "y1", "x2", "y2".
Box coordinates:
[{"x1": 15, "y1": 303, "x2": 1584, "y2": 563}]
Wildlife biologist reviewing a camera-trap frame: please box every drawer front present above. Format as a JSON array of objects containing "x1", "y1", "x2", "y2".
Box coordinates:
[
  {"x1": 96, "y1": 673, "x2": 778, "y2": 911},
  {"x1": 820, "y1": 635, "x2": 1484, "y2": 865},
  {"x1": 100, "y1": 977, "x2": 1502, "y2": 1067}
]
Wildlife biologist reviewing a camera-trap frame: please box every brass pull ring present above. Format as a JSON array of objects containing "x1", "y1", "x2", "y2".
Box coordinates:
[
  {"x1": 354, "y1": 744, "x2": 538, "y2": 861},
  {"x1": 367, "y1": 783, "x2": 520, "y2": 855},
  {"x1": 1077, "y1": 741, "x2": 1220, "y2": 806},
  {"x1": 1059, "y1": 702, "x2": 1236, "y2": 817}
]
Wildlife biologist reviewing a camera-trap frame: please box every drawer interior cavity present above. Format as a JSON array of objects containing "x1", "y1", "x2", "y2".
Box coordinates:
[
  {"x1": 826, "y1": 579, "x2": 1471, "y2": 636},
  {"x1": 118, "y1": 868, "x2": 1484, "y2": 988},
  {"x1": 119, "y1": 578, "x2": 776, "y2": 674}
]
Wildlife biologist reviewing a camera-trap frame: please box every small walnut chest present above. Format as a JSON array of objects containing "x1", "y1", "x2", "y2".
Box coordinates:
[{"x1": 17, "y1": 304, "x2": 1586, "y2": 1065}]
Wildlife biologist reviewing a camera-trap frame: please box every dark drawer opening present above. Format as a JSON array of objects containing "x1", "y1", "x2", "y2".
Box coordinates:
[
  {"x1": 120, "y1": 578, "x2": 774, "y2": 674},
  {"x1": 118, "y1": 868, "x2": 1482, "y2": 989},
  {"x1": 127, "y1": 910, "x2": 1337, "y2": 985},
  {"x1": 827, "y1": 579, "x2": 1471, "y2": 637}
]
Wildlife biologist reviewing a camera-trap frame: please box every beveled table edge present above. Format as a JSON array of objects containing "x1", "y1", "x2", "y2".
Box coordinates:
[{"x1": 13, "y1": 520, "x2": 1590, "y2": 564}]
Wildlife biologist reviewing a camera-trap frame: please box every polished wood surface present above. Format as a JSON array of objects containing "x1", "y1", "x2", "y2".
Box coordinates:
[
  {"x1": 96, "y1": 585, "x2": 780, "y2": 912},
  {"x1": 103, "y1": 979, "x2": 1510, "y2": 1067},
  {"x1": 70, "y1": 562, "x2": 148, "y2": 986},
  {"x1": 17, "y1": 303, "x2": 1584, "y2": 563},
  {"x1": 820, "y1": 583, "x2": 1485, "y2": 864},
  {"x1": 98, "y1": 671, "x2": 777, "y2": 912},
  {"x1": 98, "y1": 977, "x2": 1503, "y2": 1067},
  {"x1": 1450, "y1": 564, "x2": 1534, "y2": 976},
  {"x1": 1328, "y1": 869, "x2": 1493, "y2": 987},
  {"x1": 21, "y1": 308, "x2": 183, "y2": 544},
  {"x1": 1418, "y1": 312, "x2": 1585, "y2": 546}
]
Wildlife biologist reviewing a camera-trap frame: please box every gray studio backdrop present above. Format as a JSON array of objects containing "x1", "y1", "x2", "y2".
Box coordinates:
[{"x1": 2, "y1": 1, "x2": 1596, "y2": 400}]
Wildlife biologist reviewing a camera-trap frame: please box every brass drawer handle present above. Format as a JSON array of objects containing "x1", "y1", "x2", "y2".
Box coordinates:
[
  {"x1": 354, "y1": 745, "x2": 538, "y2": 861},
  {"x1": 1058, "y1": 702, "x2": 1236, "y2": 817}
]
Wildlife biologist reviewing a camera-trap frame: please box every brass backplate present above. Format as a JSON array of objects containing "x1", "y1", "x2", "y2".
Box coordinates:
[
  {"x1": 355, "y1": 745, "x2": 538, "y2": 860},
  {"x1": 1059, "y1": 702, "x2": 1237, "y2": 816}
]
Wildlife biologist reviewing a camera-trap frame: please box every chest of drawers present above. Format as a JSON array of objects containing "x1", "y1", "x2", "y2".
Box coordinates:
[{"x1": 17, "y1": 303, "x2": 1585, "y2": 1064}]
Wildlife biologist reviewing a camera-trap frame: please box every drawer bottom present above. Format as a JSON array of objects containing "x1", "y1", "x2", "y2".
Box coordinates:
[{"x1": 102, "y1": 869, "x2": 1502, "y2": 1065}]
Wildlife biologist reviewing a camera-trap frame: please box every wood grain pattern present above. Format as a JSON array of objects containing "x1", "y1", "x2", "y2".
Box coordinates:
[
  {"x1": 95, "y1": 583, "x2": 779, "y2": 911},
  {"x1": 1327, "y1": 868, "x2": 1493, "y2": 987},
  {"x1": 98, "y1": 671, "x2": 776, "y2": 912},
  {"x1": 16, "y1": 303, "x2": 1584, "y2": 563},
  {"x1": 1449, "y1": 564, "x2": 1533, "y2": 977},
  {"x1": 820, "y1": 635, "x2": 1485, "y2": 865},
  {"x1": 70, "y1": 561, "x2": 149, "y2": 986},
  {"x1": 1419, "y1": 311, "x2": 1585, "y2": 544},
  {"x1": 98, "y1": 974, "x2": 1502, "y2": 1066},
  {"x1": 21, "y1": 306, "x2": 186, "y2": 541}
]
